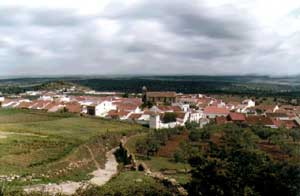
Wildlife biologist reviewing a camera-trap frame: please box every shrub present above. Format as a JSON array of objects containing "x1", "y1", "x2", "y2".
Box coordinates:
[{"x1": 162, "y1": 113, "x2": 177, "y2": 123}]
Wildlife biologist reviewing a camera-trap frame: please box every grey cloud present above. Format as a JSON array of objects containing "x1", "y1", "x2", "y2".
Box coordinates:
[
  {"x1": 104, "y1": 0, "x2": 252, "y2": 40},
  {"x1": 0, "y1": 0, "x2": 299, "y2": 76},
  {"x1": 0, "y1": 6, "x2": 94, "y2": 28},
  {"x1": 30, "y1": 9, "x2": 93, "y2": 27},
  {"x1": 0, "y1": 7, "x2": 28, "y2": 26}
]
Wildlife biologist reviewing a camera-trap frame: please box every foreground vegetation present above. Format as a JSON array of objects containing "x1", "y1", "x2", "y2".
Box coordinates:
[
  {"x1": 75, "y1": 171, "x2": 172, "y2": 196},
  {"x1": 129, "y1": 123, "x2": 300, "y2": 196},
  {"x1": 184, "y1": 124, "x2": 300, "y2": 196},
  {"x1": 1, "y1": 171, "x2": 173, "y2": 196},
  {"x1": 0, "y1": 109, "x2": 143, "y2": 191},
  {"x1": 128, "y1": 128, "x2": 191, "y2": 185},
  {"x1": 1, "y1": 107, "x2": 300, "y2": 196}
]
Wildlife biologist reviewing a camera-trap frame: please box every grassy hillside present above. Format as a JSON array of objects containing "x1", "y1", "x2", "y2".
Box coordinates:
[
  {"x1": 0, "y1": 109, "x2": 143, "y2": 188},
  {"x1": 75, "y1": 171, "x2": 172, "y2": 196}
]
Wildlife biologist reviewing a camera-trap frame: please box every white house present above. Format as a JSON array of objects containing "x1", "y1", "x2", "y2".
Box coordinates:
[
  {"x1": 86, "y1": 101, "x2": 116, "y2": 117},
  {"x1": 1, "y1": 100, "x2": 17, "y2": 108},
  {"x1": 149, "y1": 112, "x2": 190, "y2": 129},
  {"x1": 57, "y1": 96, "x2": 71, "y2": 103},
  {"x1": 149, "y1": 114, "x2": 178, "y2": 129},
  {"x1": 39, "y1": 95, "x2": 54, "y2": 101},
  {"x1": 25, "y1": 91, "x2": 42, "y2": 96},
  {"x1": 189, "y1": 110, "x2": 204, "y2": 123},
  {"x1": 242, "y1": 99, "x2": 256, "y2": 108},
  {"x1": 204, "y1": 106, "x2": 230, "y2": 119}
]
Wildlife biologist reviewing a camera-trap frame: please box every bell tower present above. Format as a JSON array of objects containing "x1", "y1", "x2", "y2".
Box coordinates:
[{"x1": 142, "y1": 86, "x2": 147, "y2": 103}]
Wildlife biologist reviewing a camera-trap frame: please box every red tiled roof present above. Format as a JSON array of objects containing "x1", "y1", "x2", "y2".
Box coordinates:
[
  {"x1": 116, "y1": 98, "x2": 142, "y2": 105},
  {"x1": 128, "y1": 113, "x2": 142, "y2": 120},
  {"x1": 157, "y1": 105, "x2": 181, "y2": 112},
  {"x1": 285, "y1": 120, "x2": 299, "y2": 129},
  {"x1": 17, "y1": 101, "x2": 32, "y2": 109},
  {"x1": 30, "y1": 100, "x2": 51, "y2": 109},
  {"x1": 204, "y1": 106, "x2": 230, "y2": 115},
  {"x1": 279, "y1": 105, "x2": 295, "y2": 111},
  {"x1": 272, "y1": 119, "x2": 298, "y2": 129},
  {"x1": 43, "y1": 102, "x2": 59, "y2": 110},
  {"x1": 2, "y1": 99, "x2": 13, "y2": 104},
  {"x1": 254, "y1": 105, "x2": 276, "y2": 112},
  {"x1": 65, "y1": 102, "x2": 81, "y2": 113},
  {"x1": 115, "y1": 103, "x2": 139, "y2": 111},
  {"x1": 228, "y1": 112, "x2": 246, "y2": 121},
  {"x1": 266, "y1": 113, "x2": 288, "y2": 118},
  {"x1": 107, "y1": 110, "x2": 130, "y2": 118},
  {"x1": 146, "y1": 91, "x2": 177, "y2": 98},
  {"x1": 246, "y1": 116, "x2": 274, "y2": 126}
]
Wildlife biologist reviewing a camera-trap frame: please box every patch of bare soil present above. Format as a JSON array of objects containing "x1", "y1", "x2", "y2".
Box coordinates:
[{"x1": 157, "y1": 131, "x2": 189, "y2": 157}]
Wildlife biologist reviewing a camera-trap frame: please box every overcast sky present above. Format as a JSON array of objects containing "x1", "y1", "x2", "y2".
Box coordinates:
[{"x1": 0, "y1": 0, "x2": 300, "y2": 76}]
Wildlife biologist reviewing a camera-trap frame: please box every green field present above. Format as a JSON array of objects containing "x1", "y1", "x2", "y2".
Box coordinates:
[{"x1": 0, "y1": 109, "x2": 143, "y2": 187}]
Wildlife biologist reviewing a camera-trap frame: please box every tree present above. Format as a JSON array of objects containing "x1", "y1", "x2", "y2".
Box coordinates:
[
  {"x1": 114, "y1": 143, "x2": 132, "y2": 165},
  {"x1": 185, "y1": 121, "x2": 199, "y2": 129},
  {"x1": 162, "y1": 112, "x2": 177, "y2": 123},
  {"x1": 187, "y1": 124, "x2": 300, "y2": 196},
  {"x1": 188, "y1": 155, "x2": 232, "y2": 196},
  {"x1": 221, "y1": 125, "x2": 258, "y2": 151},
  {"x1": 189, "y1": 128, "x2": 211, "y2": 142},
  {"x1": 141, "y1": 101, "x2": 153, "y2": 109},
  {"x1": 290, "y1": 129, "x2": 300, "y2": 142},
  {"x1": 251, "y1": 126, "x2": 277, "y2": 143},
  {"x1": 122, "y1": 93, "x2": 129, "y2": 98},
  {"x1": 173, "y1": 142, "x2": 196, "y2": 163}
]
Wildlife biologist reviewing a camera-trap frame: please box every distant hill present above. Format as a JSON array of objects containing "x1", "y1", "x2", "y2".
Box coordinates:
[
  {"x1": 1, "y1": 75, "x2": 300, "y2": 97},
  {"x1": 35, "y1": 81, "x2": 91, "y2": 92}
]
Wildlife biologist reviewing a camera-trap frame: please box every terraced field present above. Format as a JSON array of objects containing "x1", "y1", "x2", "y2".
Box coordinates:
[{"x1": 0, "y1": 109, "x2": 143, "y2": 188}]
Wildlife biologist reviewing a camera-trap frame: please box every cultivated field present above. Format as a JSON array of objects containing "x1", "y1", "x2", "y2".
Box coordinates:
[{"x1": 0, "y1": 109, "x2": 143, "y2": 188}]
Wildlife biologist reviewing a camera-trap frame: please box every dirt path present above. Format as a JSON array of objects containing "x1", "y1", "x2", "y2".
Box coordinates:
[
  {"x1": 89, "y1": 147, "x2": 118, "y2": 186},
  {"x1": 24, "y1": 146, "x2": 119, "y2": 195},
  {"x1": 0, "y1": 131, "x2": 47, "y2": 139},
  {"x1": 85, "y1": 145, "x2": 101, "y2": 169}
]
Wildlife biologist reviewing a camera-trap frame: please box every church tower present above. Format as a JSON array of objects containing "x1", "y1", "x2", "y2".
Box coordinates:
[{"x1": 142, "y1": 86, "x2": 147, "y2": 103}]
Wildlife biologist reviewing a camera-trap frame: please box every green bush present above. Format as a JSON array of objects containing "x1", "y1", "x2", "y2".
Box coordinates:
[{"x1": 162, "y1": 113, "x2": 177, "y2": 123}]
